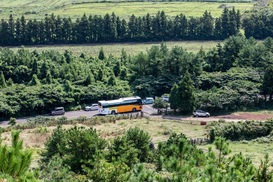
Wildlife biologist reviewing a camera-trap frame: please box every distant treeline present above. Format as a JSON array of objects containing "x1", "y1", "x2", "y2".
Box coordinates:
[{"x1": 0, "y1": 8, "x2": 242, "y2": 46}]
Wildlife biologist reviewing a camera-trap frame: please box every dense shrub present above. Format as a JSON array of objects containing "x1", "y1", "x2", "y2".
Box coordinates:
[
  {"x1": 41, "y1": 126, "x2": 107, "y2": 173},
  {"x1": 208, "y1": 119, "x2": 273, "y2": 141}
]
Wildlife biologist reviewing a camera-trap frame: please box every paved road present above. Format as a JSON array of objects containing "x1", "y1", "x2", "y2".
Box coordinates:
[{"x1": 0, "y1": 104, "x2": 157, "y2": 127}]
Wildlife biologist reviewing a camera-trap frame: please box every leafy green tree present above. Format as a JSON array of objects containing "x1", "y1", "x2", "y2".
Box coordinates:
[
  {"x1": 153, "y1": 97, "x2": 168, "y2": 114},
  {"x1": 177, "y1": 71, "x2": 196, "y2": 114}
]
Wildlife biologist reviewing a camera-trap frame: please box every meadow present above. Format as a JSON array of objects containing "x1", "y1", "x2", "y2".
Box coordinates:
[
  {"x1": 1, "y1": 117, "x2": 272, "y2": 168},
  {"x1": 0, "y1": 0, "x2": 254, "y2": 20},
  {"x1": 9, "y1": 40, "x2": 221, "y2": 56}
]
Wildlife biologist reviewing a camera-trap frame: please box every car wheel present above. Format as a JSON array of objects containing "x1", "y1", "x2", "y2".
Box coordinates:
[
  {"x1": 132, "y1": 108, "x2": 136, "y2": 112},
  {"x1": 111, "y1": 110, "x2": 116, "y2": 115},
  {"x1": 206, "y1": 114, "x2": 209, "y2": 117}
]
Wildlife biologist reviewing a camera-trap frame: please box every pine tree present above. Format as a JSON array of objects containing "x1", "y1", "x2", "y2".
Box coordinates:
[
  {"x1": 98, "y1": 47, "x2": 105, "y2": 60},
  {"x1": 0, "y1": 131, "x2": 36, "y2": 181},
  {"x1": 261, "y1": 65, "x2": 273, "y2": 102},
  {"x1": 177, "y1": 71, "x2": 196, "y2": 114},
  {"x1": 0, "y1": 71, "x2": 6, "y2": 88},
  {"x1": 84, "y1": 73, "x2": 95, "y2": 86},
  {"x1": 169, "y1": 83, "x2": 179, "y2": 113},
  {"x1": 28, "y1": 74, "x2": 41, "y2": 86}
]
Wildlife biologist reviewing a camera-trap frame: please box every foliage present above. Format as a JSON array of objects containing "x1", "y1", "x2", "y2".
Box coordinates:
[
  {"x1": 37, "y1": 124, "x2": 273, "y2": 181},
  {"x1": 41, "y1": 126, "x2": 107, "y2": 173},
  {"x1": 153, "y1": 98, "x2": 168, "y2": 114},
  {"x1": 207, "y1": 119, "x2": 273, "y2": 141},
  {"x1": 107, "y1": 127, "x2": 152, "y2": 168},
  {"x1": 39, "y1": 155, "x2": 77, "y2": 182},
  {"x1": 261, "y1": 65, "x2": 273, "y2": 102},
  {"x1": 176, "y1": 71, "x2": 196, "y2": 114},
  {"x1": 0, "y1": 9, "x2": 242, "y2": 46},
  {"x1": 0, "y1": 130, "x2": 37, "y2": 181},
  {"x1": 8, "y1": 117, "x2": 16, "y2": 126}
]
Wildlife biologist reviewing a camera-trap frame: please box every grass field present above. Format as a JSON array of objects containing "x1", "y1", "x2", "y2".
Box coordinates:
[
  {"x1": 8, "y1": 40, "x2": 221, "y2": 56},
  {"x1": 0, "y1": 0, "x2": 254, "y2": 20},
  {"x1": 1, "y1": 117, "x2": 273, "y2": 168}
]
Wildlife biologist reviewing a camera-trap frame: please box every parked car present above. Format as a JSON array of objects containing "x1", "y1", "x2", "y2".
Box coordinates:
[
  {"x1": 85, "y1": 104, "x2": 99, "y2": 111},
  {"x1": 51, "y1": 107, "x2": 65, "y2": 115},
  {"x1": 193, "y1": 110, "x2": 210, "y2": 117},
  {"x1": 143, "y1": 97, "x2": 154, "y2": 104},
  {"x1": 161, "y1": 95, "x2": 169, "y2": 102}
]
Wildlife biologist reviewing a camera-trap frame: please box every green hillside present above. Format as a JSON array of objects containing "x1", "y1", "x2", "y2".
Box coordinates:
[{"x1": 0, "y1": 0, "x2": 254, "y2": 19}]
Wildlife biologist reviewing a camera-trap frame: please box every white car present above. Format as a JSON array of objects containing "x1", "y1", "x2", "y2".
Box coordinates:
[
  {"x1": 193, "y1": 110, "x2": 210, "y2": 117},
  {"x1": 162, "y1": 95, "x2": 169, "y2": 102},
  {"x1": 143, "y1": 97, "x2": 154, "y2": 104},
  {"x1": 51, "y1": 107, "x2": 65, "y2": 115},
  {"x1": 85, "y1": 104, "x2": 99, "y2": 111}
]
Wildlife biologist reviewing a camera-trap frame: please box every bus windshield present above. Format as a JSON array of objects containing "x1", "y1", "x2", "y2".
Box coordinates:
[{"x1": 98, "y1": 96, "x2": 142, "y2": 115}]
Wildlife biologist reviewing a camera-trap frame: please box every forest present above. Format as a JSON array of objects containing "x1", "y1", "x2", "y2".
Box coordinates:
[
  {"x1": 0, "y1": 8, "x2": 244, "y2": 45},
  {"x1": 0, "y1": 34, "x2": 273, "y2": 118},
  {"x1": 0, "y1": 8, "x2": 272, "y2": 46}
]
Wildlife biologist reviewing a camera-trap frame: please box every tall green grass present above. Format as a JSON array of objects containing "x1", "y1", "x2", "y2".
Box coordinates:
[{"x1": 0, "y1": 1, "x2": 254, "y2": 20}]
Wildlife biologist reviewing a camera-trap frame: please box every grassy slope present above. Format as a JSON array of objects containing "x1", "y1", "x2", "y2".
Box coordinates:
[
  {"x1": 1, "y1": 117, "x2": 272, "y2": 168},
  {"x1": 0, "y1": 0, "x2": 254, "y2": 19}
]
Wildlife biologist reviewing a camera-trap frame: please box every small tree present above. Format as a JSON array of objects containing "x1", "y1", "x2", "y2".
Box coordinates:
[
  {"x1": 169, "y1": 83, "x2": 179, "y2": 113},
  {"x1": 0, "y1": 131, "x2": 36, "y2": 181},
  {"x1": 8, "y1": 117, "x2": 16, "y2": 126},
  {"x1": 41, "y1": 126, "x2": 107, "y2": 174},
  {"x1": 153, "y1": 98, "x2": 168, "y2": 114},
  {"x1": 261, "y1": 65, "x2": 273, "y2": 102},
  {"x1": 0, "y1": 71, "x2": 6, "y2": 88},
  {"x1": 28, "y1": 74, "x2": 41, "y2": 86},
  {"x1": 98, "y1": 47, "x2": 105, "y2": 60}
]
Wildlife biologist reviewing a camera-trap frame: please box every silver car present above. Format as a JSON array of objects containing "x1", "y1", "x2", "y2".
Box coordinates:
[
  {"x1": 193, "y1": 110, "x2": 210, "y2": 117},
  {"x1": 85, "y1": 104, "x2": 99, "y2": 111},
  {"x1": 51, "y1": 107, "x2": 65, "y2": 115}
]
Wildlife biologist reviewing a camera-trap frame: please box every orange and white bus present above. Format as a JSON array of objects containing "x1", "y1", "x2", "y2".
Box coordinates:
[{"x1": 98, "y1": 96, "x2": 143, "y2": 115}]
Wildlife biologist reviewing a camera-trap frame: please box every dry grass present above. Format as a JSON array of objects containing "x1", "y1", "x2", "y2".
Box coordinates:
[
  {"x1": 0, "y1": 117, "x2": 207, "y2": 149},
  {"x1": 8, "y1": 41, "x2": 221, "y2": 56},
  {"x1": 1, "y1": 117, "x2": 272, "y2": 168}
]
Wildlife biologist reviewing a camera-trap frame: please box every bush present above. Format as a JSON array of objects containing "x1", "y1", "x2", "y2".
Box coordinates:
[
  {"x1": 41, "y1": 126, "x2": 107, "y2": 173},
  {"x1": 207, "y1": 119, "x2": 273, "y2": 141}
]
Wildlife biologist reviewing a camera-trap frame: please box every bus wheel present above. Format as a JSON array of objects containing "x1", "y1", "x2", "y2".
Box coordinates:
[
  {"x1": 111, "y1": 110, "x2": 116, "y2": 115},
  {"x1": 132, "y1": 108, "x2": 136, "y2": 112}
]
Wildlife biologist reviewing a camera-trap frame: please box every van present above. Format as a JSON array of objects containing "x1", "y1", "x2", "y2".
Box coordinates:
[{"x1": 51, "y1": 107, "x2": 65, "y2": 115}]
